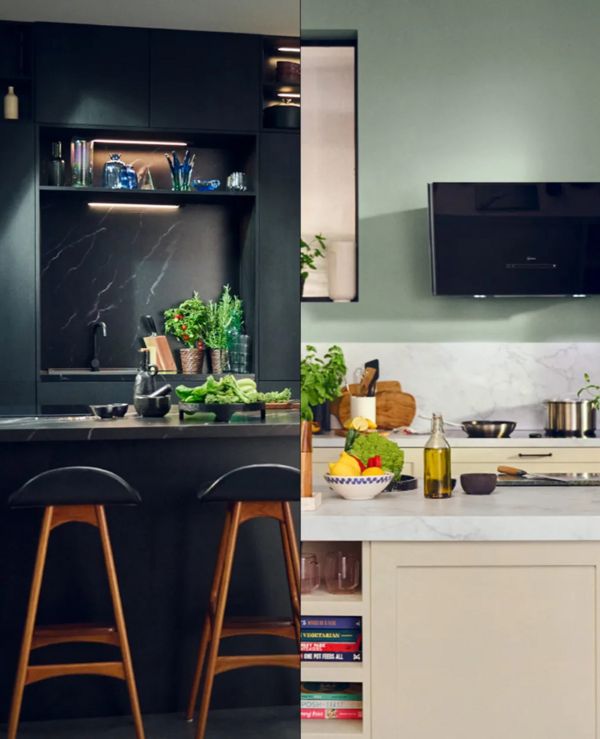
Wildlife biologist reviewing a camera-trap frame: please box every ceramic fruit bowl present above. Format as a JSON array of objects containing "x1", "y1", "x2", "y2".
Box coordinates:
[{"x1": 324, "y1": 472, "x2": 394, "y2": 501}]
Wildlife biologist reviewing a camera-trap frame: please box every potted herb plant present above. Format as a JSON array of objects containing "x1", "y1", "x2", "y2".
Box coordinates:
[
  {"x1": 204, "y1": 285, "x2": 244, "y2": 374},
  {"x1": 301, "y1": 344, "x2": 347, "y2": 433},
  {"x1": 164, "y1": 293, "x2": 207, "y2": 373},
  {"x1": 301, "y1": 233, "x2": 327, "y2": 297}
]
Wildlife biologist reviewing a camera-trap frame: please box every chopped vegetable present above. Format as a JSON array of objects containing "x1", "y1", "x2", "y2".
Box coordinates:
[
  {"x1": 176, "y1": 377, "x2": 292, "y2": 406},
  {"x1": 349, "y1": 434, "x2": 404, "y2": 481}
]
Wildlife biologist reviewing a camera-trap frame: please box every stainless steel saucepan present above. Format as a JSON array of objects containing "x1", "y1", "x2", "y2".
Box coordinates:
[{"x1": 545, "y1": 399, "x2": 596, "y2": 437}]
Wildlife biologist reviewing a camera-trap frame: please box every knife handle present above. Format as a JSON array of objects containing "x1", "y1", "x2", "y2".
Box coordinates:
[{"x1": 498, "y1": 465, "x2": 526, "y2": 476}]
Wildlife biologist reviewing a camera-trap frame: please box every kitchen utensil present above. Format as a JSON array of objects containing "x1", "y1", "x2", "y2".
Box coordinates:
[
  {"x1": 364, "y1": 359, "x2": 379, "y2": 396},
  {"x1": 143, "y1": 335, "x2": 177, "y2": 373},
  {"x1": 141, "y1": 315, "x2": 157, "y2": 335},
  {"x1": 300, "y1": 552, "x2": 320, "y2": 594},
  {"x1": 331, "y1": 380, "x2": 416, "y2": 430},
  {"x1": 135, "y1": 395, "x2": 171, "y2": 418},
  {"x1": 89, "y1": 404, "x2": 114, "y2": 420},
  {"x1": 324, "y1": 550, "x2": 360, "y2": 594},
  {"x1": 497, "y1": 465, "x2": 567, "y2": 483},
  {"x1": 545, "y1": 399, "x2": 596, "y2": 437},
  {"x1": 148, "y1": 384, "x2": 172, "y2": 398},
  {"x1": 460, "y1": 473, "x2": 497, "y2": 495},
  {"x1": 359, "y1": 367, "x2": 377, "y2": 397},
  {"x1": 498, "y1": 472, "x2": 600, "y2": 486},
  {"x1": 111, "y1": 403, "x2": 129, "y2": 418},
  {"x1": 324, "y1": 472, "x2": 393, "y2": 501},
  {"x1": 461, "y1": 420, "x2": 517, "y2": 438}
]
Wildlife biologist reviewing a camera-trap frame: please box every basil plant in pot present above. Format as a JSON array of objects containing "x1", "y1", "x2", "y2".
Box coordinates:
[
  {"x1": 204, "y1": 285, "x2": 244, "y2": 374},
  {"x1": 164, "y1": 293, "x2": 207, "y2": 373},
  {"x1": 301, "y1": 344, "x2": 347, "y2": 433},
  {"x1": 301, "y1": 233, "x2": 327, "y2": 297}
]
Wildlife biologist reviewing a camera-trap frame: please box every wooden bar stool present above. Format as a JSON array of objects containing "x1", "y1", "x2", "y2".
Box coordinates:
[
  {"x1": 186, "y1": 463, "x2": 300, "y2": 739},
  {"x1": 7, "y1": 466, "x2": 146, "y2": 739}
]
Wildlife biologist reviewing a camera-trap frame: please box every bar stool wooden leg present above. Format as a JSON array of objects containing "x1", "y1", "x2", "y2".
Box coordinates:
[
  {"x1": 282, "y1": 503, "x2": 300, "y2": 592},
  {"x1": 194, "y1": 502, "x2": 242, "y2": 739},
  {"x1": 96, "y1": 506, "x2": 146, "y2": 739},
  {"x1": 279, "y1": 511, "x2": 300, "y2": 644},
  {"x1": 186, "y1": 507, "x2": 232, "y2": 721},
  {"x1": 7, "y1": 507, "x2": 54, "y2": 739}
]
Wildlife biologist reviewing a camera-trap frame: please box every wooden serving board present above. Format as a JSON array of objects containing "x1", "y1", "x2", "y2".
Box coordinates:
[
  {"x1": 144, "y1": 335, "x2": 177, "y2": 372},
  {"x1": 331, "y1": 381, "x2": 416, "y2": 430}
]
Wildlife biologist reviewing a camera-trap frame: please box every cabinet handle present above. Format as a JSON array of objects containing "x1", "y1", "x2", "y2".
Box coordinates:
[{"x1": 517, "y1": 452, "x2": 553, "y2": 458}]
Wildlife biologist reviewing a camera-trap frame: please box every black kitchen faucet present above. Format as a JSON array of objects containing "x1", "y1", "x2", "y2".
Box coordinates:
[{"x1": 90, "y1": 321, "x2": 107, "y2": 372}]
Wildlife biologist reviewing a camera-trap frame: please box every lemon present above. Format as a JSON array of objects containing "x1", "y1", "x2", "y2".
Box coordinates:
[
  {"x1": 350, "y1": 416, "x2": 369, "y2": 432},
  {"x1": 330, "y1": 462, "x2": 359, "y2": 477},
  {"x1": 362, "y1": 467, "x2": 385, "y2": 476},
  {"x1": 367, "y1": 418, "x2": 377, "y2": 429},
  {"x1": 339, "y1": 452, "x2": 362, "y2": 475}
]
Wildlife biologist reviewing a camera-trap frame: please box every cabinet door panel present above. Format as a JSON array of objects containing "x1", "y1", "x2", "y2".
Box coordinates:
[
  {"x1": 257, "y1": 132, "x2": 300, "y2": 384},
  {"x1": 35, "y1": 23, "x2": 149, "y2": 126},
  {"x1": 0, "y1": 123, "x2": 36, "y2": 413},
  {"x1": 150, "y1": 31, "x2": 260, "y2": 131},
  {"x1": 372, "y1": 542, "x2": 598, "y2": 739}
]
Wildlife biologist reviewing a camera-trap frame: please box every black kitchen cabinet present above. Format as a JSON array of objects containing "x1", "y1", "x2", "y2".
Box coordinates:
[
  {"x1": 150, "y1": 31, "x2": 261, "y2": 131},
  {"x1": 0, "y1": 123, "x2": 36, "y2": 414},
  {"x1": 34, "y1": 23, "x2": 149, "y2": 126},
  {"x1": 257, "y1": 132, "x2": 300, "y2": 384}
]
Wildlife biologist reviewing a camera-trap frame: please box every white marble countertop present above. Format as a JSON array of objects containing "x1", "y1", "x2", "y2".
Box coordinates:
[
  {"x1": 313, "y1": 431, "x2": 600, "y2": 448},
  {"x1": 303, "y1": 485, "x2": 600, "y2": 542}
]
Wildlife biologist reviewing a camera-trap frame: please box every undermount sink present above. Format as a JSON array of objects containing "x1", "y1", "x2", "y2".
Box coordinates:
[{"x1": 47, "y1": 368, "x2": 137, "y2": 375}]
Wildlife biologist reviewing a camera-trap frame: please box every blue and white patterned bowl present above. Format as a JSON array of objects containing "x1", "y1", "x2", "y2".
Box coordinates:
[{"x1": 324, "y1": 472, "x2": 394, "y2": 501}]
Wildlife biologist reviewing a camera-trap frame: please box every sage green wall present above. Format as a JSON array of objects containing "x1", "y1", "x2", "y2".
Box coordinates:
[{"x1": 301, "y1": 0, "x2": 600, "y2": 342}]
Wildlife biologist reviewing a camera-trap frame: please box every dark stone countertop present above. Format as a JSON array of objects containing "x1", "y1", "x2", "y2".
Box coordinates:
[{"x1": 0, "y1": 409, "x2": 299, "y2": 442}]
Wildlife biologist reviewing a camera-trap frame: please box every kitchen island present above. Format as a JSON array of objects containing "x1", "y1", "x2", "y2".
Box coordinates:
[
  {"x1": 0, "y1": 410, "x2": 299, "y2": 724},
  {"x1": 302, "y1": 485, "x2": 600, "y2": 739}
]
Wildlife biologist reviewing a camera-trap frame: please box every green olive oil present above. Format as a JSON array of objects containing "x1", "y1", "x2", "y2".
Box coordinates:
[{"x1": 424, "y1": 413, "x2": 452, "y2": 498}]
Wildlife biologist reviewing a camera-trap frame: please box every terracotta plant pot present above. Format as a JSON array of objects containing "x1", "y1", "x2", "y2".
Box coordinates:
[
  {"x1": 209, "y1": 348, "x2": 228, "y2": 374},
  {"x1": 180, "y1": 347, "x2": 203, "y2": 374}
]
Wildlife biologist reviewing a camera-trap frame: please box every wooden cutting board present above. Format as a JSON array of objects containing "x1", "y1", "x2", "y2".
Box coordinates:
[
  {"x1": 143, "y1": 335, "x2": 177, "y2": 372},
  {"x1": 331, "y1": 381, "x2": 416, "y2": 430}
]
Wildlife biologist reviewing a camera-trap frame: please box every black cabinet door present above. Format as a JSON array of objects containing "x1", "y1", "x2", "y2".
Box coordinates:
[
  {"x1": 34, "y1": 23, "x2": 149, "y2": 126},
  {"x1": 257, "y1": 132, "x2": 300, "y2": 385},
  {"x1": 0, "y1": 123, "x2": 36, "y2": 414},
  {"x1": 150, "y1": 31, "x2": 261, "y2": 131}
]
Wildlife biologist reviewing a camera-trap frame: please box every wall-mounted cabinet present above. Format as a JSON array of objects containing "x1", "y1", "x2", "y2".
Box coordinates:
[
  {"x1": 150, "y1": 31, "x2": 261, "y2": 132},
  {"x1": 0, "y1": 21, "x2": 33, "y2": 121},
  {"x1": 34, "y1": 23, "x2": 150, "y2": 127}
]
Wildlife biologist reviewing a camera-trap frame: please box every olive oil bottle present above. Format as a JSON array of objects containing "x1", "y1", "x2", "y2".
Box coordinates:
[{"x1": 424, "y1": 413, "x2": 452, "y2": 498}]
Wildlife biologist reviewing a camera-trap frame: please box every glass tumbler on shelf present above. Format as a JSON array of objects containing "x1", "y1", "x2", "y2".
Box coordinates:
[
  {"x1": 70, "y1": 138, "x2": 94, "y2": 187},
  {"x1": 229, "y1": 334, "x2": 251, "y2": 374},
  {"x1": 300, "y1": 552, "x2": 320, "y2": 594},
  {"x1": 324, "y1": 550, "x2": 360, "y2": 594}
]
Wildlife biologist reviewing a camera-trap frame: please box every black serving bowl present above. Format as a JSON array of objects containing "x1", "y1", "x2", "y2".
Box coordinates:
[
  {"x1": 90, "y1": 404, "x2": 114, "y2": 420},
  {"x1": 111, "y1": 403, "x2": 129, "y2": 418},
  {"x1": 460, "y1": 473, "x2": 497, "y2": 495},
  {"x1": 135, "y1": 395, "x2": 171, "y2": 418}
]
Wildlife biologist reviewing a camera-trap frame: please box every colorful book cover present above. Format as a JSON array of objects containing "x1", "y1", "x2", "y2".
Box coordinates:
[
  {"x1": 301, "y1": 708, "x2": 363, "y2": 720},
  {"x1": 301, "y1": 629, "x2": 361, "y2": 642},
  {"x1": 300, "y1": 699, "x2": 363, "y2": 709},
  {"x1": 300, "y1": 682, "x2": 362, "y2": 701},
  {"x1": 301, "y1": 637, "x2": 362, "y2": 653},
  {"x1": 301, "y1": 651, "x2": 362, "y2": 662},
  {"x1": 301, "y1": 616, "x2": 361, "y2": 630}
]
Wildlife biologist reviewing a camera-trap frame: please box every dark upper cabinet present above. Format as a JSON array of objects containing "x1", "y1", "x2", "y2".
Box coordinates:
[
  {"x1": 34, "y1": 23, "x2": 149, "y2": 126},
  {"x1": 0, "y1": 123, "x2": 36, "y2": 414},
  {"x1": 150, "y1": 31, "x2": 261, "y2": 131},
  {"x1": 257, "y1": 132, "x2": 300, "y2": 384}
]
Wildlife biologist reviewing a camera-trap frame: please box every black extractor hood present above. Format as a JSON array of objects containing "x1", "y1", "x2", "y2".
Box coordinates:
[{"x1": 428, "y1": 182, "x2": 600, "y2": 297}]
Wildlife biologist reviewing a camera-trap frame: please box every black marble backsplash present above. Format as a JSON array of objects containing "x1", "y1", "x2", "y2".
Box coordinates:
[{"x1": 41, "y1": 196, "x2": 246, "y2": 369}]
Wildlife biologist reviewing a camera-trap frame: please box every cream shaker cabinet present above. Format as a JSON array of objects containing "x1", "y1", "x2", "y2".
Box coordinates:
[{"x1": 371, "y1": 541, "x2": 600, "y2": 739}]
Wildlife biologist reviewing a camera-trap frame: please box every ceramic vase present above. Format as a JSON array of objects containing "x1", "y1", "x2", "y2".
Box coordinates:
[{"x1": 327, "y1": 240, "x2": 356, "y2": 302}]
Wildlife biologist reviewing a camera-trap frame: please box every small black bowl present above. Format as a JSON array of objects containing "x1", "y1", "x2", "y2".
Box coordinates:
[
  {"x1": 90, "y1": 404, "x2": 114, "y2": 420},
  {"x1": 135, "y1": 395, "x2": 171, "y2": 418},
  {"x1": 460, "y1": 473, "x2": 497, "y2": 495},
  {"x1": 111, "y1": 403, "x2": 129, "y2": 418}
]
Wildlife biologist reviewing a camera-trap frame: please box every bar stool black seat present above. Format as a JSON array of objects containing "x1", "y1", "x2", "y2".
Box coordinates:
[
  {"x1": 186, "y1": 464, "x2": 300, "y2": 739},
  {"x1": 7, "y1": 466, "x2": 145, "y2": 739}
]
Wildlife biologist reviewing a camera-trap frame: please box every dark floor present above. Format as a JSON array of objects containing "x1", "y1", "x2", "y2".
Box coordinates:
[{"x1": 1, "y1": 706, "x2": 299, "y2": 739}]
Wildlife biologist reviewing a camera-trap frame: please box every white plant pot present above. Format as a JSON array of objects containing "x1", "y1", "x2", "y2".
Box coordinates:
[{"x1": 327, "y1": 240, "x2": 356, "y2": 302}]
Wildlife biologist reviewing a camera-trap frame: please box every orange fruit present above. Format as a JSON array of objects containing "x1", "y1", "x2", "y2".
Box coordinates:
[{"x1": 362, "y1": 467, "x2": 385, "y2": 476}]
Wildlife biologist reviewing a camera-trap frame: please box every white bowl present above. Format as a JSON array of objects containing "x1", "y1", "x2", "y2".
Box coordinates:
[{"x1": 324, "y1": 472, "x2": 393, "y2": 501}]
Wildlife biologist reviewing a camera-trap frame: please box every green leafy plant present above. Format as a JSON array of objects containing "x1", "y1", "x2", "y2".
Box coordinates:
[
  {"x1": 578, "y1": 372, "x2": 600, "y2": 409},
  {"x1": 301, "y1": 344, "x2": 347, "y2": 421},
  {"x1": 163, "y1": 293, "x2": 206, "y2": 348},
  {"x1": 301, "y1": 233, "x2": 327, "y2": 289},
  {"x1": 204, "y1": 285, "x2": 244, "y2": 350}
]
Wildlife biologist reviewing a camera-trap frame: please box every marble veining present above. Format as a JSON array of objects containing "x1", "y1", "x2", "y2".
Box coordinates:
[
  {"x1": 304, "y1": 485, "x2": 600, "y2": 541},
  {"x1": 306, "y1": 342, "x2": 600, "y2": 430}
]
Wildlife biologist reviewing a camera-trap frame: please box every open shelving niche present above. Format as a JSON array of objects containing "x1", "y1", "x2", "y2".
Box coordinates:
[{"x1": 301, "y1": 541, "x2": 371, "y2": 739}]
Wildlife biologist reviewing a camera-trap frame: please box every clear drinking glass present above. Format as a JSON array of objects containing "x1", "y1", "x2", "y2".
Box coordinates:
[
  {"x1": 324, "y1": 550, "x2": 360, "y2": 594},
  {"x1": 300, "y1": 552, "x2": 320, "y2": 594}
]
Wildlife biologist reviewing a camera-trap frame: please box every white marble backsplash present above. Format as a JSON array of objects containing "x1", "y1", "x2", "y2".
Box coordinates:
[{"x1": 305, "y1": 342, "x2": 600, "y2": 431}]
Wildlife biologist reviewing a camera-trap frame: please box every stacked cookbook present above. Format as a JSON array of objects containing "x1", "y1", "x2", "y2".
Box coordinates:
[
  {"x1": 300, "y1": 616, "x2": 362, "y2": 663},
  {"x1": 301, "y1": 682, "x2": 363, "y2": 721}
]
